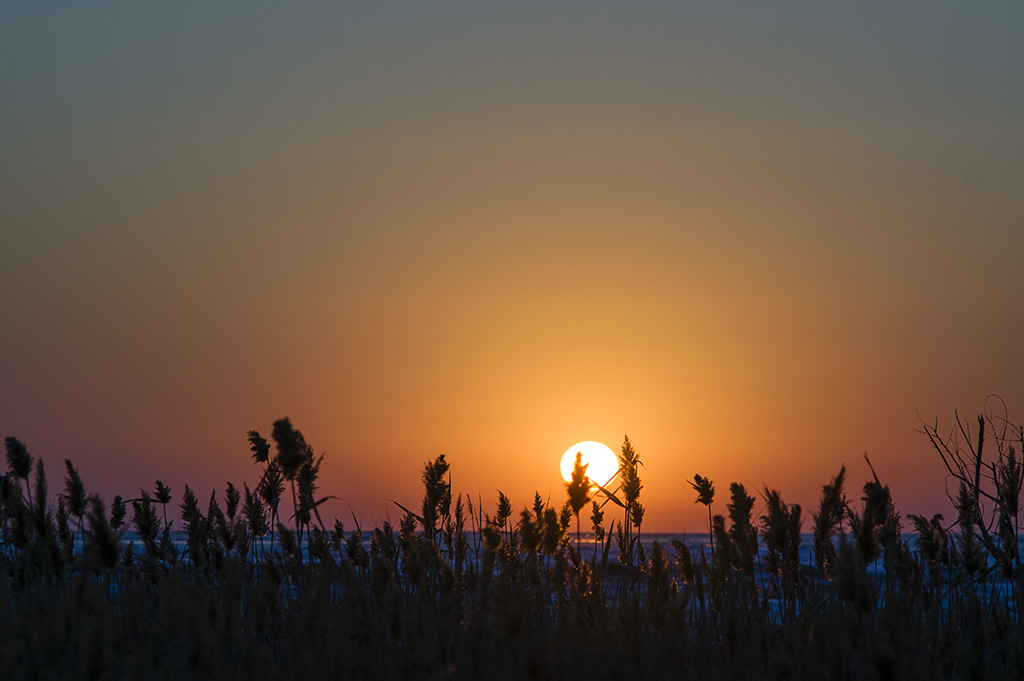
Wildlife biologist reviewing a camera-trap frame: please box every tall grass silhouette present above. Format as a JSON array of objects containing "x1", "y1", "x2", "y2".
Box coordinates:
[{"x1": 1, "y1": 412, "x2": 1024, "y2": 679}]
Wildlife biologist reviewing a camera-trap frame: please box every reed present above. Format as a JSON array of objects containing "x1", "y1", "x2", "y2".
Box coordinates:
[{"x1": 1, "y1": 412, "x2": 1024, "y2": 679}]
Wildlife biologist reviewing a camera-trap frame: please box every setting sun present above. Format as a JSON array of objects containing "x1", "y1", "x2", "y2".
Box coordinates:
[{"x1": 559, "y1": 441, "x2": 619, "y2": 488}]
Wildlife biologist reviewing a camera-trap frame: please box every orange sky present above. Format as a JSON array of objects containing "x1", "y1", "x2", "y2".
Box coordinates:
[{"x1": 2, "y1": 3, "x2": 1023, "y2": 531}]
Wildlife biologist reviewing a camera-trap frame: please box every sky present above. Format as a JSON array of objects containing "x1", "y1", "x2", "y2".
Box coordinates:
[{"x1": 2, "y1": 2, "x2": 1023, "y2": 532}]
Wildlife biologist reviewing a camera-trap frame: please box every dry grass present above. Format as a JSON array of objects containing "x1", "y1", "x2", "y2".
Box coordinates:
[{"x1": 2, "y1": 419, "x2": 1024, "y2": 680}]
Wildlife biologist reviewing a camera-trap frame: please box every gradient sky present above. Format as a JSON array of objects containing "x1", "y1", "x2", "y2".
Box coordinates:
[{"x1": 2, "y1": 3, "x2": 1023, "y2": 531}]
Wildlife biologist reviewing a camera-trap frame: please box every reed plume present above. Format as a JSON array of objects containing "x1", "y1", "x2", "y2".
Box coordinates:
[{"x1": 812, "y1": 464, "x2": 847, "y2": 578}]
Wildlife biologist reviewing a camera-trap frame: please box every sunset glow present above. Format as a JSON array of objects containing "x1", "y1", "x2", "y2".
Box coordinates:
[{"x1": 1, "y1": 3, "x2": 1022, "y2": 532}]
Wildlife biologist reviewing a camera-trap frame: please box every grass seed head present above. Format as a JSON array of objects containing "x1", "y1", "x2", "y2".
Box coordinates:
[
  {"x1": 4, "y1": 437, "x2": 32, "y2": 480},
  {"x1": 63, "y1": 459, "x2": 86, "y2": 519}
]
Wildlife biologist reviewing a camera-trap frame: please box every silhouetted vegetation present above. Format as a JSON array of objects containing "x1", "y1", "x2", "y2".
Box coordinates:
[{"x1": 2, "y1": 412, "x2": 1024, "y2": 680}]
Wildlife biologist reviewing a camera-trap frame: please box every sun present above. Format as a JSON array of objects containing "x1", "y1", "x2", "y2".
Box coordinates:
[{"x1": 560, "y1": 441, "x2": 619, "y2": 489}]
